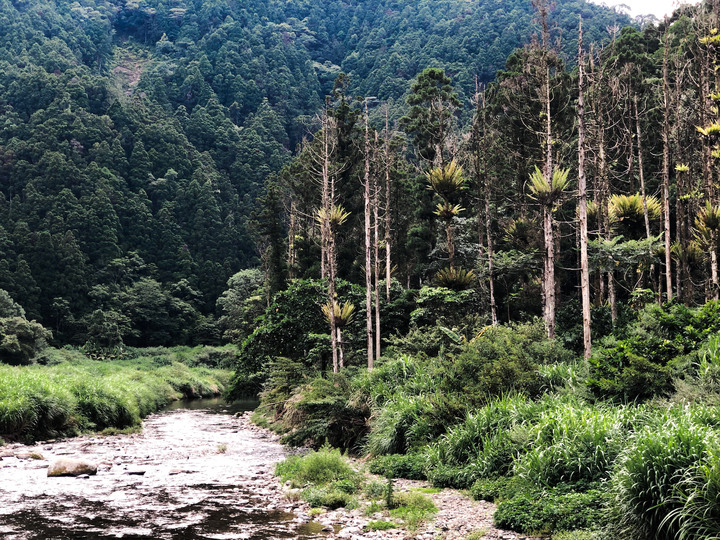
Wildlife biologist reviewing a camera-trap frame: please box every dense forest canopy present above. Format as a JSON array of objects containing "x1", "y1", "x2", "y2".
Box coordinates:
[{"x1": 0, "y1": 0, "x2": 633, "y2": 346}]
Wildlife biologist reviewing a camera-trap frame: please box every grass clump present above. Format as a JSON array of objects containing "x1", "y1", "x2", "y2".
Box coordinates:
[
  {"x1": 613, "y1": 406, "x2": 720, "y2": 540},
  {"x1": 276, "y1": 447, "x2": 363, "y2": 509},
  {"x1": 364, "y1": 520, "x2": 396, "y2": 531},
  {"x1": 389, "y1": 491, "x2": 437, "y2": 532}
]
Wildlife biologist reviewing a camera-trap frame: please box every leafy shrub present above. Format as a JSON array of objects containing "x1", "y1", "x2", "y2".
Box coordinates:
[
  {"x1": 302, "y1": 486, "x2": 356, "y2": 509},
  {"x1": 494, "y1": 487, "x2": 610, "y2": 534},
  {"x1": 589, "y1": 301, "x2": 720, "y2": 402},
  {"x1": 369, "y1": 453, "x2": 427, "y2": 480},
  {"x1": 437, "y1": 321, "x2": 573, "y2": 402},
  {"x1": 278, "y1": 373, "x2": 369, "y2": 450},
  {"x1": 470, "y1": 476, "x2": 521, "y2": 503},
  {"x1": 0, "y1": 317, "x2": 52, "y2": 365}
]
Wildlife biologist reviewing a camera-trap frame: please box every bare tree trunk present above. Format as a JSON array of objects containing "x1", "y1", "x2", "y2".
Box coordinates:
[
  {"x1": 328, "y1": 228, "x2": 339, "y2": 372},
  {"x1": 363, "y1": 104, "x2": 374, "y2": 369},
  {"x1": 662, "y1": 26, "x2": 673, "y2": 301},
  {"x1": 384, "y1": 107, "x2": 392, "y2": 301},
  {"x1": 288, "y1": 200, "x2": 296, "y2": 280},
  {"x1": 373, "y1": 132, "x2": 381, "y2": 363},
  {"x1": 544, "y1": 205, "x2": 556, "y2": 338},
  {"x1": 578, "y1": 18, "x2": 592, "y2": 359},
  {"x1": 320, "y1": 114, "x2": 331, "y2": 280},
  {"x1": 633, "y1": 93, "x2": 656, "y2": 297},
  {"x1": 478, "y1": 91, "x2": 498, "y2": 325}
]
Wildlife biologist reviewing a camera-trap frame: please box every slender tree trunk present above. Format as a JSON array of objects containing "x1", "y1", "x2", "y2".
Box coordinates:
[
  {"x1": 544, "y1": 205, "x2": 556, "y2": 338},
  {"x1": 288, "y1": 200, "x2": 296, "y2": 280},
  {"x1": 320, "y1": 114, "x2": 331, "y2": 280},
  {"x1": 328, "y1": 229, "x2": 339, "y2": 372},
  {"x1": 363, "y1": 104, "x2": 374, "y2": 369},
  {"x1": 578, "y1": 19, "x2": 592, "y2": 358},
  {"x1": 662, "y1": 27, "x2": 673, "y2": 301},
  {"x1": 633, "y1": 93, "x2": 656, "y2": 296},
  {"x1": 446, "y1": 220, "x2": 455, "y2": 270},
  {"x1": 478, "y1": 91, "x2": 498, "y2": 325},
  {"x1": 373, "y1": 132, "x2": 381, "y2": 362},
  {"x1": 384, "y1": 107, "x2": 392, "y2": 301}
]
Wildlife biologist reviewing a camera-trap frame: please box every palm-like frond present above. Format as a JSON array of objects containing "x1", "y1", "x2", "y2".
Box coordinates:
[
  {"x1": 434, "y1": 266, "x2": 476, "y2": 290},
  {"x1": 316, "y1": 205, "x2": 351, "y2": 228},
  {"x1": 694, "y1": 203, "x2": 720, "y2": 249},
  {"x1": 321, "y1": 300, "x2": 356, "y2": 327},
  {"x1": 696, "y1": 122, "x2": 720, "y2": 137},
  {"x1": 433, "y1": 201, "x2": 465, "y2": 220},
  {"x1": 503, "y1": 217, "x2": 537, "y2": 248},
  {"x1": 609, "y1": 193, "x2": 661, "y2": 223},
  {"x1": 426, "y1": 160, "x2": 467, "y2": 199},
  {"x1": 527, "y1": 166, "x2": 570, "y2": 206}
]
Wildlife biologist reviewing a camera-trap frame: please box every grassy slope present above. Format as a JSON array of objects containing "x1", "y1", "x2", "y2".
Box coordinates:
[{"x1": 0, "y1": 347, "x2": 233, "y2": 442}]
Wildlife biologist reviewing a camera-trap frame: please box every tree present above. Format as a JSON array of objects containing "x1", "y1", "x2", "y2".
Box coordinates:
[
  {"x1": 401, "y1": 68, "x2": 461, "y2": 167},
  {"x1": 528, "y1": 166, "x2": 570, "y2": 338}
]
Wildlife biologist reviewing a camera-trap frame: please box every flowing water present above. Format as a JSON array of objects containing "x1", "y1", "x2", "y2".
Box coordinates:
[{"x1": 0, "y1": 399, "x2": 328, "y2": 539}]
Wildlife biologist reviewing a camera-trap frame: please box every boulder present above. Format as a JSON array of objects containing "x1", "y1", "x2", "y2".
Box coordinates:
[{"x1": 47, "y1": 458, "x2": 98, "y2": 477}]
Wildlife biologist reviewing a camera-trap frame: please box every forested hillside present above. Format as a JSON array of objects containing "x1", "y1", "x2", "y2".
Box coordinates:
[{"x1": 0, "y1": 0, "x2": 630, "y2": 346}]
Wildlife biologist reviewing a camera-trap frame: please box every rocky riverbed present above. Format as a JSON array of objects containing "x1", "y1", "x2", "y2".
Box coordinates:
[{"x1": 0, "y1": 402, "x2": 535, "y2": 539}]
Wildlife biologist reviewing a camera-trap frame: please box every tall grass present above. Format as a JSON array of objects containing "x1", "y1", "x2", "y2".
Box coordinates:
[
  {"x1": 613, "y1": 406, "x2": 720, "y2": 540},
  {"x1": 515, "y1": 402, "x2": 644, "y2": 486},
  {"x1": 0, "y1": 351, "x2": 231, "y2": 440}
]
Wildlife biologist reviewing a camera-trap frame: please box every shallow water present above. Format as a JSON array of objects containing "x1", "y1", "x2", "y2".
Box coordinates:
[{"x1": 0, "y1": 400, "x2": 326, "y2": 539}]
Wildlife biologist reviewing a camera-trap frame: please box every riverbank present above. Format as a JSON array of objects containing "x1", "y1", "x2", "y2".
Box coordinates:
[
  {"x1": 0, "y1": 404, "x2": 535, "y2": 539},
  {"x1": 0, "y1": 346, "x2": 233, "y2": 442}
]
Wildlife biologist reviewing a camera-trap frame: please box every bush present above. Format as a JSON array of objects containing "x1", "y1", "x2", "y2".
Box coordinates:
[
  {"x1": 470, "y1": 476, "x2": 521, "y2": 503},
  {"x1": 0, "y1": 317, "x2": 52, "y2": 365},
  {"x1": 588, "y1": 301, "x2": 720, "y2": 402},
  {"x1": 369, "y1": 453, "x2": 427, "y2": 480},
  {"x1": 302, "y1": 485, "x2": 356, "y2": 509},
  {"x1": 389, "y1": 491, "x2": 438, "y2": 532},
  {"x1": 494, "y1": 487, "x2": 610, "y2": 535}
]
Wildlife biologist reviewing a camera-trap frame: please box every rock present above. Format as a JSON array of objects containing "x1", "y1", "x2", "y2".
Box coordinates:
[
  {"x1": 337, "y1": 526, "x2": 361, "y2": 538},
  {"x1": 47, "y1": 458, "x2": 98, "y2": 477},
  {"x1": 125, "y1": 469, "x2": 146, "y2": 476}
]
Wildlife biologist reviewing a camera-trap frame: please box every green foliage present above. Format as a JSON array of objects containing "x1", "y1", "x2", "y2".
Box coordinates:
[
  {"x1": 494, "y1": 487, "x2": 610, "y2": 535},
  {"x1": 0, "y1": 348, "x2": 230, "y2": 440},
  {"x1": 388, "y1": 491, "x2": 438, "y2": 532},
  {"x1": 589, "y1": 302, "x2": 720, "y2": 401},
  {"x1": 364, "y1": 520, "x2": 396, "y2": 531},
  {"x1": 0, "y1": 317, "x2": 52, "y2": 365},
  {"x1": 276, "y1": 446, "x2": 362, "y2": 508},
  {"x1": 470, "y1": 476, "x2": 522, "y2": 503},
  {"x1": 514, "y1": 403, "x2": 644, "y2": 487},
  {"x1": 368, "y1": 453, "x2": 427, "y2": 480},
  {"x1": 613, "y1": 407, "x2": 720, "y2": 540}
]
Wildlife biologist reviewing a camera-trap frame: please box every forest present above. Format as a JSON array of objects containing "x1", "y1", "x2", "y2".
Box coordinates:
[{"x1": 2, "y1": 0, "x2": 720, "y2": 537}]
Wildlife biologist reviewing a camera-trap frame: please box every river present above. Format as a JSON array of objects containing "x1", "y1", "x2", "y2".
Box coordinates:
[{"x1": 0, "y1": 398, "x2": 327, "y2": 539}]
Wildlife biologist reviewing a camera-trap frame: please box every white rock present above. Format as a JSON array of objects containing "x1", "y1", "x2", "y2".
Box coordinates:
[{"x1": 47, "y1": 458, "x2": 98, "y2": 477}]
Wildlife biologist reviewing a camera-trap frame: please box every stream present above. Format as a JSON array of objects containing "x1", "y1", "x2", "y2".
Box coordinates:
[{"x1": 0, "y1": 398, "x2": 328, "y2": 539}]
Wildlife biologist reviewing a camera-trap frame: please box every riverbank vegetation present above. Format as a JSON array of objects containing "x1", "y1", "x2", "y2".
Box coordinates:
[
  {"x1": 0, "y1": 346, "x2": 233, "y2": 442},
  {"x1": 265, "y1": 302, "x2": 720, "y2": 538}
]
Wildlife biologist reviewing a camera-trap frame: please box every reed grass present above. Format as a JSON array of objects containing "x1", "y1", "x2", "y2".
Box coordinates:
[{"x1": 0, "y1": 350, "x2": 231, "y2": 440}]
